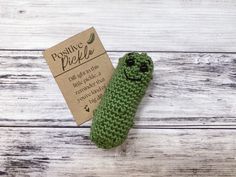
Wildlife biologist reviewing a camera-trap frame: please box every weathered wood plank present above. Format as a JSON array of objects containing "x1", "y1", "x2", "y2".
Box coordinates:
[
  {"x1": 0, "y1": 51, "x2": 236, "y2": 127},
  {"x1": 0, "y1": 128, "x2": 235, "y2": 176},
  {"x1": 0, "y1": 0, "x2": 236, "y2": 52}
]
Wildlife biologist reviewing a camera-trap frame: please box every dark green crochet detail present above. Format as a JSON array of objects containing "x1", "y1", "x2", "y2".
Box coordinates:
[{"x1": 90, "y1": 52, "x2": 154, "y2": 149}]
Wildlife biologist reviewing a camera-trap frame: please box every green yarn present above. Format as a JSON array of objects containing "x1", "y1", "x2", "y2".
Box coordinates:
[{"x1": 90, "y1": 52, "x2": 154, "y2": 149}]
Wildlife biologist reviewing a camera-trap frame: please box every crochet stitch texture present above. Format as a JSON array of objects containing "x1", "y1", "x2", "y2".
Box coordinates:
[{"x1": 90, "y1": 52, "x2": 154, "y2": 149}]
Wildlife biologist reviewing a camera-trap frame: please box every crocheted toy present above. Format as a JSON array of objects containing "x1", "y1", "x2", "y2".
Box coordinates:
[{"x1": 90, "y1": 52, "x2": 154, "y2": 149}]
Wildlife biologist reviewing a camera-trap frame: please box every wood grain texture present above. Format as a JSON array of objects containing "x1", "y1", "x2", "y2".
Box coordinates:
[
  {"x1": 1, "y1": 1, "x2": 236, "y2": 175},
  {"x1": 0, "y1": 128, "x2": 236, "y2": 177},
  {"x1": 0, "y1": 51, "x2": 236, "y2": 127},
  {"x1": 0, "y1": 0, "x2": 236, "y2": 52}
]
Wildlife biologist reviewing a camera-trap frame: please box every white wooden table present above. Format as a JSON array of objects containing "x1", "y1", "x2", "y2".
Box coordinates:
[{"x1": 0, "y1": 0, "x2": 236, "y2": 176}]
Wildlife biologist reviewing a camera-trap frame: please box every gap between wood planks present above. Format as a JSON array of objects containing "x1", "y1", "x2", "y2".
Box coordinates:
[
  {"x1": 1, "y1": 48, "x2": 236, "y2": 54},
  {"x1": 0, "y1": 125, "x2": 236, "y2": 129}
]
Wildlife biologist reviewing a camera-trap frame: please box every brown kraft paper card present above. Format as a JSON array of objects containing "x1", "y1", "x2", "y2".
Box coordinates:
[{"x1": 43, "y1": 27, "x2": 114, "y2": 125}]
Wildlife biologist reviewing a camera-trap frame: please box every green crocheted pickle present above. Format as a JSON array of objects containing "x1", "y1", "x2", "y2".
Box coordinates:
[{"x1": 90, "y1": 52, "x2": 154, "y2": 149}]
